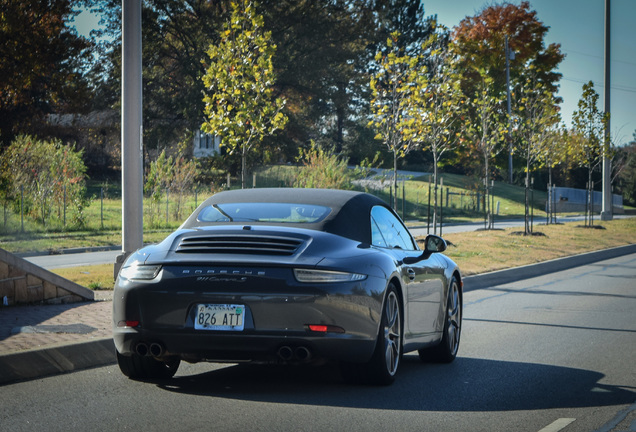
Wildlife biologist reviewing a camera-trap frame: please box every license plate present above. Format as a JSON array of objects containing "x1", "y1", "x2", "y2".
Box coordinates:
[{"x1": 194, "y1": 304, "x2": 245, "y2": 331}]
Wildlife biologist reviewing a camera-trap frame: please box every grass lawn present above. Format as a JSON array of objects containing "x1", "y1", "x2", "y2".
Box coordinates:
[{"x1": 440, "y1": 217, "x2": 636, "y2": 276}]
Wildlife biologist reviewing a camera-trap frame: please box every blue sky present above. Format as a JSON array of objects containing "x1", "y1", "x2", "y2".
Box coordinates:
[
  {"x1": 423, "y1": 0, "x2": 636, "y2": 146},
  {"x1": 71, "y1": 9, "x2": 101, "y2": 41},
  {"x1": 73, "y1": 1, "x2": 635, "y2": 146}
]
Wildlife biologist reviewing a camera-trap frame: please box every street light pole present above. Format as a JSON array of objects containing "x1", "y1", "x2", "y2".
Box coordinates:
[
  {"x1": 601, "y1": 0, "x2": 613, "y2": 221},
  {"x1": 116, "y1": 0, "x2": 144, "y2": 277}
]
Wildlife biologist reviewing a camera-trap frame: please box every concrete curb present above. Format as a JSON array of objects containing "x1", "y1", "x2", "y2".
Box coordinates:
[
  {"x1": 16, "y1": 245, "x2": 122, "y2": 258},
  {"x1": 0, "y1": 339, "x2": 115, "y2": 385},
  {"x1": 1, "y1": 243, "x2": 634, "y2": 385}
]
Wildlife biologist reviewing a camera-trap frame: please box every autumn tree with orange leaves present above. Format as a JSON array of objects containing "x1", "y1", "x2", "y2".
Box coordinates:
[{"x1": 452, "y1": 1, "x2": 565, "y2": 185}]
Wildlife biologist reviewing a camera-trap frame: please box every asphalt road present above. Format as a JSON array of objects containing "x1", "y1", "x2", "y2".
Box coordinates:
[
  {"x1": 3, "y1": 253, "x2": 634, "y2": 432},
  {"x1": 24, "y1": 249, "x2": 122, "y2": 269}
]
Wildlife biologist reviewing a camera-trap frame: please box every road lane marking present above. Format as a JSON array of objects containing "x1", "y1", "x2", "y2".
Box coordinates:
[
  {"x1": 538, "y1": 418, "x2": 576, "y2": 432},
  {"x1": 595, "y1": 402, "x2": 636, "y2": 432}
]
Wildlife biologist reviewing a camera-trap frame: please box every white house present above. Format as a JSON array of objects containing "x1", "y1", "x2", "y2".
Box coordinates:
[{"x1": 193, "y1": 130, "x2": 221, "y2": 158}]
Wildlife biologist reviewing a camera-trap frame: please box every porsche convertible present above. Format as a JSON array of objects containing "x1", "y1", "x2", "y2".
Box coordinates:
[{"x1": 113, "y1": 188, "x2": 462, "y2": 385}]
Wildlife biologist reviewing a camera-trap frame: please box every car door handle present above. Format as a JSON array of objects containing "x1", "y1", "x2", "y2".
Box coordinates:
[{"x1": 406, "y1": 267, "x2": 416, "y2": 280}]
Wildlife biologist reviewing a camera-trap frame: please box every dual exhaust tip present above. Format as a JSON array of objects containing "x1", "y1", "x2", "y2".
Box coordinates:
[
  {"x1": 277, "y1": 345, "x2": 312, "y2": 362},
  {"x1": 136, "y1": 342, "x2": 311, "y2": 362},
  {"x1": 135, "y1": 342, "x2": 164, "y2": 358}
]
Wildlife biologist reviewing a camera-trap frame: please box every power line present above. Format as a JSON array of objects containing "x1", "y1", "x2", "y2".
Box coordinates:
[
  {"x1": 561, "y1": 77, "x2": 636, "y2": 94},
  {"x1": 562, "y1": 48, "x2": 636, "y2": 67}
]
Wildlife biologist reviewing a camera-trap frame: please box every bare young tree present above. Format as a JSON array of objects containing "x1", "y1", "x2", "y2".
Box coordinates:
[
  {"x1": 571, "y1": 81, "x2": 609, "y2": 226},
  {"x1": 463, "y1": 73, "x2": 506, "y2": 229},
  {"x1": 415, "y1": 27, "x2": 464, "y2": 233},
  {"x1": 514, "y1": 69, "x2": 559, "y2": 234},
  {"x1": 369, "y1": 31, "x2": 426, "y2": 209}
]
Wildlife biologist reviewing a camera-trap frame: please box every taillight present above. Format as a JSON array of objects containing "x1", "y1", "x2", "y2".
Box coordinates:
[
  {"x1": 119, "y1": 264, "x2": 162, "y2": 281},
  {"x1": 294, "y1": 268, "x2": 366, "y2": 283},
  {"x1": 117, "y1": 320, "x2": 140, "y2": 328},
  {"x1": 307, "y1": 324, "x2": 345, "y2": 334}
]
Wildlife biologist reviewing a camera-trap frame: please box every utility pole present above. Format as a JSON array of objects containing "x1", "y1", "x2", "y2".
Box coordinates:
[
  {"x1": 115, "y1": 0, "x2": 144, "y2": 277},
  {"x1": 505, "y1": 36, "x2": 514, "y2": 184},
  {"x1": 601, "y1": 0, "x2": 613, "y2": 221}
]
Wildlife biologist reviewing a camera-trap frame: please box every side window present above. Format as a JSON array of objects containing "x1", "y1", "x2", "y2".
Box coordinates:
[
  {"x1": 371, "y1": 216, "x2": 387, "y2": 247},
  {"x1": 370, "y1": 206, "x2": 416, "y2": 250}
]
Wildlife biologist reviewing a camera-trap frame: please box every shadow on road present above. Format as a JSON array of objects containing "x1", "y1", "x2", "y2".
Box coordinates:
[{"x1": 155, "y1": 355, "x2": 635, "y2": 411}]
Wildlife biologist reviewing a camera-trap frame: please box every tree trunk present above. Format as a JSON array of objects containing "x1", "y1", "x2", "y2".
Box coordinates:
[
  {"x1": 393, "y1": 149, "x2": 398, "y2": 210},
  {"x1": 432, "y1": 149, "x2": 439, "y2": 235},
  {"x1": 525, "y1": 160, "x2": 531, "y2": 235},
  {"x1": 484, "y1": 153, "x2": 489, "y2": 230},
  {"x1": 587, "y1": 166, "x2": 593, "y2": 227},
  {"x1": 547, "y1": 166, "x2": 553, "y2": 224},
  {"x1": 241, "y1": 145, "x2": 247, "y2": 189},
  {"x1": 334, "y1": 81, "x2": 346, "y2": 154}
]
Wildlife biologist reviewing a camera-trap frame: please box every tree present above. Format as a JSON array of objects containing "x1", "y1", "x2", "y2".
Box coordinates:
[
  {"x1": 539, "y1": 126, "x2": 569, "y2": 223},
  {"x1": 514, "y1": 69, "x2": 559, "y2": 233},
  {"x1": 452, "y1": 1, "x2": 564, "y2": 179},
  {"x1": 261, "y1": 0, "x2": 437, "y2": 160},
  {"x1": 142, "y1": 0, "x2": 227, "y2": 148},
  {"x1": 144, "y1": 146, "x2": 198, "y2": 225},
  {"x1": 201, "y1": 0, "x2": 287, "y2": 189},
  {"x1": 453, "y1": 1, "x2": 563, "y2": 97},
  {"x1": 369, "y1": 31, "x2": 426, "y2": 209},
  {"x1": 0, "y1": 0, "x2": 92, "y2": 146},
  {"x1": 83, "y1": 0, "x2": 442, "y2": 170},
  {"x1": 370, "y1": 0, "x2": 435, "y2": 57},
  {"x1": 415, "y1": 26, "x2": 463, "y2": 233},
  {"x1": 462, "y1": 73, "x2": 506, "y2": 228},
  {"x1": 571, "y1": 81, "x2": 609, "y2": 226},
  {"x1": 77, "y1": 0, "x2": 228, "y2": 152},
  {"x1": 259, "y1": 0, "x2": 374, "y2": 159}
]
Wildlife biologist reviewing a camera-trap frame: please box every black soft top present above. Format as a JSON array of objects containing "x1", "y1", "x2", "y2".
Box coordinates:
[{"x1": 182, "y1": 188, "x2": 390, "y2": 243}]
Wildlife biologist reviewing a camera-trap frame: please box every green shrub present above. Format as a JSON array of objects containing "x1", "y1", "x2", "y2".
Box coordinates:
[
  {"x1": 0, "y1": 135, "x2": 88, "y2": 227},
  {"x1": 294, "y1": 142, "x2": 354, "y2": 190}
]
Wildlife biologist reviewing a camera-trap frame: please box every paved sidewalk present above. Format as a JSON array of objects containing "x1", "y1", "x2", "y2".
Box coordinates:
[
  {"x1": 0, "y1": 299, "x2": 111, "y2": 353},
  {"x1": 0, "y1": 293, "x2": 115, "y2": 385},
  {"x1": 1, "y1": 243, "x2": 635, "y2": 385}
]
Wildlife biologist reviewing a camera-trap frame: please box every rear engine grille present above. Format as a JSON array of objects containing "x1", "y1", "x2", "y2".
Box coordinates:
[{"x1": 176, "y1": 235, "x2": 304, "y2": 256}]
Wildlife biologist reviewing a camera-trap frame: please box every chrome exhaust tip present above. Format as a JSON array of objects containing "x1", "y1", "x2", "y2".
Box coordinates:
[
  {"x1": 295, "y1": 346, "x2": 311, "y2": 361},
  {"x1": 135, "y1": 342, "x2": 149, "y2": 356},
  {"x1": 149, "y1": 342, "x2": 164, "y2": 357},
  {"x1": 277, "y1": 346, "x2": 293, "y2": 361}
]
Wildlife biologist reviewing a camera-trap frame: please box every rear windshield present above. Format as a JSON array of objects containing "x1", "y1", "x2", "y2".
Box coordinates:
[{"x1": 197, "y1": 202, "x2": 331, "y2": 223}]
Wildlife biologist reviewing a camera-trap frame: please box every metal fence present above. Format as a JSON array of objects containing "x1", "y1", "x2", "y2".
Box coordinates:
[{"x1": 548, "y1": 186, "x2": 624, "y2": 214}]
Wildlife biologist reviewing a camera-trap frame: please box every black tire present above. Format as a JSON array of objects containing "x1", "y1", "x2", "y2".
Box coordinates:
[
  {"x1": 342, "y1": 284, "x2": 402, "y2": 385},
  {"x1": 116, "y1": 351, "x2": 180, "y2": 380},
  {"x1": 419, "y1": 275, "x2": 462, "y2": 363}
]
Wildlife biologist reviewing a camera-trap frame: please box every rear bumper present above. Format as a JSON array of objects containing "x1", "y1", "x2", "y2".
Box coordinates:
[
  {"x1": 113, "y1": 267, "x2": 386, "y2": 364},
  {"x1": 113, "y1": 327, "x2": 376, "y2": 363}
]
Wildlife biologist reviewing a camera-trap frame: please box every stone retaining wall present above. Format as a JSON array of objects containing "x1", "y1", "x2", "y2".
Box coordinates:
[{"x1": 0, "y1": 248, "x2": 94, "y2": 306}]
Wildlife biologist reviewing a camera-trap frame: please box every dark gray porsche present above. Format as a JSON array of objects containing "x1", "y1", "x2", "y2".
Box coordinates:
[{"x1": 113, "y1": 188, "x2": 462, "y2": 385}]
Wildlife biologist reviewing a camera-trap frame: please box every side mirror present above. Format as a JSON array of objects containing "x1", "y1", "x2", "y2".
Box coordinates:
[
  {"x1": 424, "y1": 234, "x2": 447, "y2": 254},
  {"x1": 403, "y1": 234, "x2": 447, "y2": 264}
]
